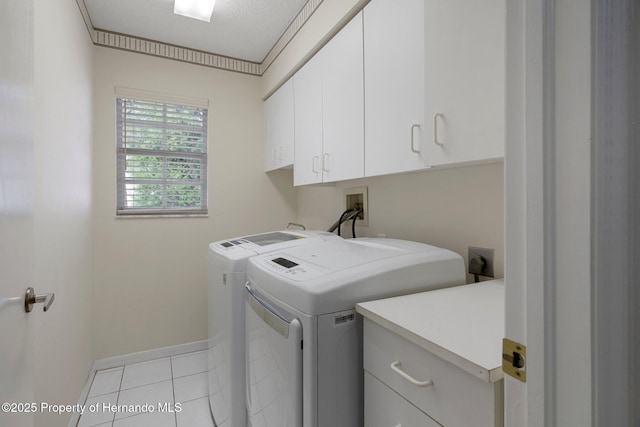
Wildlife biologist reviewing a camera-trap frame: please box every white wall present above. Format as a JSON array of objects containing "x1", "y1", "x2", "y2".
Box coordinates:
[
  {"x1": 33, "y1": 0, "x2": 94, "y2": 425},
  {"x1": 92, "y1": 48, "x2": 297, "y2": 359},
  {"x1": 296, "y1": 164, "x2": 504, "y2": 282}
]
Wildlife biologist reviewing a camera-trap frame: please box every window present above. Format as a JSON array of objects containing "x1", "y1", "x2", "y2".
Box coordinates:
[{"x1": 116, "y1": 89, "x2": 208, "y2": 216}]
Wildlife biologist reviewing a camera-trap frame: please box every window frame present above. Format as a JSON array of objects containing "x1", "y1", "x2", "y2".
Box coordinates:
[{"x1": 115, "y1": 87, "x2": 209, "y2": 217}]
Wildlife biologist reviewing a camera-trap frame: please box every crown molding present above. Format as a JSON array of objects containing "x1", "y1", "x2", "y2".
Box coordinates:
[{"x1": 75, "y1": 0, "x2": 324, "y2": 76}]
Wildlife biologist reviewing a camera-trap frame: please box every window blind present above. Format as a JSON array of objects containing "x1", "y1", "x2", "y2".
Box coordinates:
[{"x1": 116, "y1": 97, "x2": 208, "y2": 215}]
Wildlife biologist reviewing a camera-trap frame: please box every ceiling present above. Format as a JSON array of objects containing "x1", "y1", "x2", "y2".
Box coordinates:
[{"x1": 84, "y1": 0, "x2": 309, "y2": 64}]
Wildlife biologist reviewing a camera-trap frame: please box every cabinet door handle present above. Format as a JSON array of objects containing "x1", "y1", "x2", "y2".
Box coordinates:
[
  {"x1": 322, "y1": 153, "x2": 330, "y2": 172},
  {"x1": 390, "y1": 361, "x2": 433, "y2": 387},
  {"x1": 410, "y1": 124, "x2": 421, "y2": 153},
  {"x1": 312, "y1": 156, "x2": 319, "y2": 173},
  {"x1": 277, "y1": 145, "x2": 283, "y2": 161},
  {"x1": 434, "y1": 113, "x2": 445, "y2": 146}
]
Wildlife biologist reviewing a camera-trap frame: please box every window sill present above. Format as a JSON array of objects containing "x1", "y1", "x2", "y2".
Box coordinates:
[{"x1": 115, "y1": 213, "x2": 209, "y2": 219}]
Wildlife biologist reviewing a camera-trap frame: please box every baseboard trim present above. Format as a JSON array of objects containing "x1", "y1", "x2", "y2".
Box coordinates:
[
  {"x1": 68, "y1": 360, "x2": 97, "y2": 427},
  {"x1": 93, "y1": 340, "x2": 209, "y2": 371},
  {"x1": 68, "y1": 340, "x2": 209, "y2": 427}
]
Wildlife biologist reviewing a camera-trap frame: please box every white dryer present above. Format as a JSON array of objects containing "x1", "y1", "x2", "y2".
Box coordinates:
[
  {"x1": 244, "y1": 237, "x2": 466, "y2": 427},
  {"x1": 207, "y1": 230, "x2": 340, "y2": 427}
]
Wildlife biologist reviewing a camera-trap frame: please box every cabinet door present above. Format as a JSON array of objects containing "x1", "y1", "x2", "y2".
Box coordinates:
[
  {"x1": 322, "y1": 12, "x2": 364, "y2": 183},
  {"x1": 364, "y1": 0, "x2": 427, "y2": 176},
  {"x1": 264, "y1": 78, "x2": 294, "y2": 172},
  {"x1": 293, "y1": 54, "x2": 323, "y2": 186},
  {"x1": 424, "y1": 0, "x2": 505, "y2": 166}
]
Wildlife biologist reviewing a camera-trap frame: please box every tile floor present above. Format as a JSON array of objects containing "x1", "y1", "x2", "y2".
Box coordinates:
[{"x1": 77, "y1": 350, "x2": 219, "y2": 427}]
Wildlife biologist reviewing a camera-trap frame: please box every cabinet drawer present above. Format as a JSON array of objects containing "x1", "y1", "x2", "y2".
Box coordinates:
[
  {"x1": 365, "y1": 371, "x2": 441, "y2": 427},
  {"x1": 363, "y1": 319, "x2": 502, "y2": 427}
]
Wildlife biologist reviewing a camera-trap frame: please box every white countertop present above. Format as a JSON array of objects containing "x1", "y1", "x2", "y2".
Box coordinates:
[{"x1": 356, "y1": 279, "x2": 504, "y2": 383}]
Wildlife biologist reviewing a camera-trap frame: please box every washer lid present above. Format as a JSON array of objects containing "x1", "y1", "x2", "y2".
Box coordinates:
[
  {"x1": 247, "y1": 238, "x2": 466, "y2": 315},
  {"x1": 208, "y1": 230, "x2": 337, "y2": 264},
  {"x1": 242, "y1": 231, "x2": 305, "y2": 246}
]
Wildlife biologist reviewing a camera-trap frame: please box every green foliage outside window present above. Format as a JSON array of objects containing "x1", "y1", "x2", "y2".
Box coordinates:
[{"x1": 117, "y1": 98, "x2": 208, "y2": 214}]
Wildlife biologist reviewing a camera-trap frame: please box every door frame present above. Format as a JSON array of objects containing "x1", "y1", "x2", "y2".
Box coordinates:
[
  {"x1": 505, "y1": 0, "x2": 638, "y2": 425},
  {"x1": 591, "y1": 1, "x2": 638, "y2": 425},
  {"x1": 504, "y1": 0, "x2": 549, "y2": 425}
]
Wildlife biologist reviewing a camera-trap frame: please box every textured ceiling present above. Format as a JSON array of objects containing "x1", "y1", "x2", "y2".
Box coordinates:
[{"x1": 84, "y1": 0, "x2": 308, "y2": 63}]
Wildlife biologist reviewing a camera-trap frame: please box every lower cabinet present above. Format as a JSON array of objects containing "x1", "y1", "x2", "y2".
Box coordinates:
[
  {"x1": 365, "y1": 371, "x2": 441, "y2": 427},
  {"x1": 363, "y1": 319, "x2": 503, "y2": 427}
]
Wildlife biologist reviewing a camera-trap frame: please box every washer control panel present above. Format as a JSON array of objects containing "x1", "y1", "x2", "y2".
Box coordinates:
[{"x1": 256, "y1": 255, "x2": 323, "y2": 281}]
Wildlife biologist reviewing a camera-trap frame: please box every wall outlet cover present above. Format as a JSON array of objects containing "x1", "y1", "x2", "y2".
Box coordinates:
[{"x1": 468, "y1": 246, "x2": 495, "y2": 278}]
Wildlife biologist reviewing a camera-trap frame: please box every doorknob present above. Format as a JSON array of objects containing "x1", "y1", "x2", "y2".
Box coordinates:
[{"x1": 24, "y1": 287, "x2": 55, "y2": 313}]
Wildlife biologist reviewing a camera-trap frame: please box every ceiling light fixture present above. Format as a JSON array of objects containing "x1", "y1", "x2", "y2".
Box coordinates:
[{"x1": 174, "y1": 0, "x2": 216, "y2": 22}]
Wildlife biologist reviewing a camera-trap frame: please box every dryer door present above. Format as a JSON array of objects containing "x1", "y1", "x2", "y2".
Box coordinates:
[{"x1": 245, "y1": 285, "x2": 302, "y2": 427}]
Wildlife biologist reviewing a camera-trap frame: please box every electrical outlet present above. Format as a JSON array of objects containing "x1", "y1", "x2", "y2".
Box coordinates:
[
  {"x1": 468, "y1": 246, "x2": 495, "y2": 278},
  {"x1": 344, "y1": 186, "x2": 368, "y2": 227}
]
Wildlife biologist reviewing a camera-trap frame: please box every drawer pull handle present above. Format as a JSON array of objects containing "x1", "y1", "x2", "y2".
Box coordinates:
[{"x1": 390, "y1": 361, "x2": 433, "y2": 387}]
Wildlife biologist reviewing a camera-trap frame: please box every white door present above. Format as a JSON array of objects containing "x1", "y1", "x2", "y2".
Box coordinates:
[
  {"x1": 293, "y1": 54, "x2": 323, "y2": 186},
  {"x1": 423, "y1": 0, "x2": 505, "y2": 167},
  {"x1": 321, "y1": 12, "x2": 364, "y2": 183},
  {"x1": 363, "y1": 0, "x2": 427, "y2": 176},
  {"x1": 0, "y1": 0, "x2": 35, "y2": 426},
  {"x1": 264, "y1": 79, "x2": 294, "y2": 172}
]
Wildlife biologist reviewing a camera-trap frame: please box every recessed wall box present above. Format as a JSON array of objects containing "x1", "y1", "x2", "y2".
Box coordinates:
[{"x1": 344, "y1": 186, "x2": 368, "y2": 227}]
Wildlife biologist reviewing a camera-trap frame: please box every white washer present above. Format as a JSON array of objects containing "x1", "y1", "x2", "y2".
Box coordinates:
[
  {"x1": 207, "y1": 230, "x2": 339, "y2": 427},
  {"x1": 244, "y1": 237, "x2": 466, "y2": 427}
]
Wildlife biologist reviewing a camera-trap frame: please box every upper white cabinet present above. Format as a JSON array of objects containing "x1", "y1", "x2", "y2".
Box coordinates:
[
  {"x1": 294, "y1": 12, "x2": 364, "y2": 186},
  {"x1": 364, "y1": 0, "x2": 427, "y2": 176},
  {"x1": 293, "y1": 52, "x2": 323, "y2": 185},
  {"x1": 364, "y1": 0, "x2": 505, "y2": 175},
  {"x1": 281, "y1": 1, "x2": 505, "y2": 183},
  {"x1": 423, "y1": 0, "x2": 505, "y2": 166},
  {"x1": 264, "y1": 78, "x2": 294, "y2": 172},
  {"x1": 321, "y1": 12, "x2": 365, "y2": 183}
]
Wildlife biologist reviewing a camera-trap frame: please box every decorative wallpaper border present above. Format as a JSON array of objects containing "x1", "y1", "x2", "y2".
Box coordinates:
[
  {"x1": 260, "y1": 0, "x2": 323, "y2": 74},
  {"x1": 75, "y1": 0, "x2": 324, "y2": 76}
]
